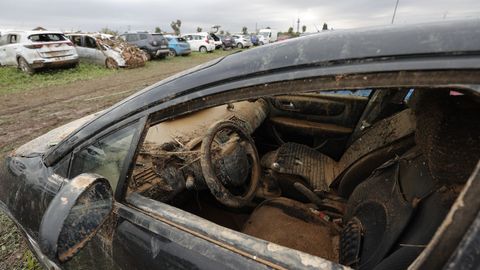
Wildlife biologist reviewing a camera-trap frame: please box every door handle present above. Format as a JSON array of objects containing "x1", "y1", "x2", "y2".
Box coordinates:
[{"x1": 279, "y1": 101, "x2": 296, "y2": 110}]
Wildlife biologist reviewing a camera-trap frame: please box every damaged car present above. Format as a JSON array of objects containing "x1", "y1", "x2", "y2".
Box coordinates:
[
  {"x1": 67, "y1": 34, "x2": 147, "y2": 69},
  {"x1": 0, "y1": 30, "x2": 78, "y2": 74},
  {"x1": 1, "y1": 20, "x2": 480, "y2": 270}
]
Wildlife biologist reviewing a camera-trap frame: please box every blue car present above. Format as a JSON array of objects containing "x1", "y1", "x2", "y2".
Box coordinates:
[{"x1": 165, "y1": 36, "x2": 191, "y2": 57}]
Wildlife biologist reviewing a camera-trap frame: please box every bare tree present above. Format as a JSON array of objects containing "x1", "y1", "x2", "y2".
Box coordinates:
[{"x1": 170, "y1": 19, "x2": 182, "y2": 35}]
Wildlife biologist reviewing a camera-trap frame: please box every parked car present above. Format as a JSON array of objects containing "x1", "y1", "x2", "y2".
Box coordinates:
[
  {"x1": 67, "y1": 33, "x2": 147, "y2": 69},
  {"x1": 208, "y1": 33, "x2": 223, "y2": 49},
  {"x1": 0, "y1": 31, "x2": 78, "y2": 74},
  {"x1": 162, "y1": 35, "x2": 191, "y2": 57},
  {"x1": 250, "y1": 34, "x2": 260, "y2": 46},
  {"x1": 216, "y1": 34, "x2": 236, "y2": 50},
  {"x1": 119, "y1": 32, "x2": 169, "y2": 60},
  {"x1": 232, "y1": 34, "x2": 253, "y2": 48},
  {"x1": 182, "y1": 32, "x2": 215, "y2": 53},
  {"x1": 2, "y1": 20, "x2": 480, "y2": 270}
]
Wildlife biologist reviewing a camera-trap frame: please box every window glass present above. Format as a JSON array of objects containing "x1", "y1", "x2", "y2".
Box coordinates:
[
  {"x1": 85, "y1": 36, "x2": 97, "y2": 48},
  {"x1": 139, "y1": 33, "x2": 148, "y2": 40},
  {"x1": 28, "y1": 33, "x2": 65, "y2": 42},
  {"x1": 70, "y1": 36, "x2": 82, "y2": 46},
  {"x1": 126, "y1": 34, "x2": 139, "y2": 42},
  {"x1": 70, "y1": 121, "x2": 140, "y2": 191},
  {"x1": 0, "y1": 35, "x2": 8, "y2": 46},
  {"x1": 9, "y1": 35, "x2": 18, "y2": 43}
]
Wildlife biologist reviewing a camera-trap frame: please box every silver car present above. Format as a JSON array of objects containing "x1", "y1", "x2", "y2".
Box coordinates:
[
  {"x1": 67, "y1": 34, "x2": 146, "y2": 69},
  {"x1": 0, "y1": 31, "x2": 79, "y2": 74}
]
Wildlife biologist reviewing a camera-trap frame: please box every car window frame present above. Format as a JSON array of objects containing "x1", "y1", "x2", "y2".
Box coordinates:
[{"x1": 67, "y1": 115, "x2": 147, "y2": 200}]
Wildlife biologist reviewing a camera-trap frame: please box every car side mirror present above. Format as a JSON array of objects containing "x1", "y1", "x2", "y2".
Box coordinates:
[{"x1": 39, "y1": 173, "x2": 113, "y2": 262}]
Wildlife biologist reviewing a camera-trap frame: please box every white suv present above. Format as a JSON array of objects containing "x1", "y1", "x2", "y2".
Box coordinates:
[
  {"x1": 232, "y1": 34, "x2": 253, "y2": 49},
  {"x1": 0, "y1": 31, "x2": 79, "y2": 74},
  {"x1": 181, "y1": 32, "x2": 215, "y2": 53}
]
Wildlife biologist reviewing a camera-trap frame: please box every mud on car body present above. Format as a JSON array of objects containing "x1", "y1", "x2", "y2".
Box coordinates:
[
  {"x1": 0, "y1": 31, "x2": 78, "y2": 74},
  {"x1": 1, "y1": 20, "x2": 480, "y2": 270}
]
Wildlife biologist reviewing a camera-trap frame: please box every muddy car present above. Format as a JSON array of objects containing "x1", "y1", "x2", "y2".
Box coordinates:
[
  {"x1": 120, "y1": 32, "x2": 169, "y2": 60},
  {"x1": 0, "y1": 31, "x2": 78, "y2": 74},
  {"x1": 1, "y1": 20, "x2": 480, "y2": 270},
  {"x1": 67, "y1": 34, "x2": 147, "y2": 69}
]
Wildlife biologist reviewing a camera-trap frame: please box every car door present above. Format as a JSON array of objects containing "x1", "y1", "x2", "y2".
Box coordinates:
[
  {"x1": 267, "y1": 90, "x2": 372, "y2": 151},
  {"x1": 0, "y1": 34, "x2": 20, "y2": 66},
  {"x1": 82, "y1": 36, "x2": 105, "y2": 65}
]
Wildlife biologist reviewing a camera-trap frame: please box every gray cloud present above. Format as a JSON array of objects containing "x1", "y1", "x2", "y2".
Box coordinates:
[{"x1": 1, "y1": 0, "x2": 479, "y2": 34}]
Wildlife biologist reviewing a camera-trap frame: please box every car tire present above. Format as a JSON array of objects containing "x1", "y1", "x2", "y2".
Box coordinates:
[
  {"x1": 18, "y1": 57, "x2": 35, "y2": 75},
  {"x1": 199, "y1": 46, "x2": 207, "y2": 53},
  {"x1": 105, "y1": 58, "x2": 119, "y2": 69},
  {"x1": 259, "y1": 41, "x2": 264, "y2": 45},
  {"x1": 237, "y1": 43, "x2": 243, "y2": 49},
  {"x1": 168, "y1": 49, "x2": 177, "y2": 57}
]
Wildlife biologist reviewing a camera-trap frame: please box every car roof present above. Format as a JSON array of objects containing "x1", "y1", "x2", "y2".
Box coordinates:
[{"x1": 45, "y1": 19, "x2": 480, "y2": 165}]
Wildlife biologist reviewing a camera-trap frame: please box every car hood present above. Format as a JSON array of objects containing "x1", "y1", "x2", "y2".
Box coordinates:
[{"x1": 13, "y1": 112, "x2": 102, "y2": 158}]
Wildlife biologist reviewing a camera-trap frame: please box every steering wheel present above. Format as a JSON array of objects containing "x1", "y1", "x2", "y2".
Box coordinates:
[{"x1": 200, "y1": 120, "x2": 261, "y2": 208}]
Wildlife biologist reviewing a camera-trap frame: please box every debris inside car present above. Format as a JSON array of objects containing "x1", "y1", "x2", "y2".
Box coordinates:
[{"x1": 95, "y1": 36, "x2": 148, "y2": 68}]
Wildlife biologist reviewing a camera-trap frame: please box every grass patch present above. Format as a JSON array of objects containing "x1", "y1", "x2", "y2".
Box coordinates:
[
  {"x1": 0, "y1": 63, "x2": 116, "y2": 95},
  {"x1": 0, "y1": 49, "x2": 241, "y2": 96}
]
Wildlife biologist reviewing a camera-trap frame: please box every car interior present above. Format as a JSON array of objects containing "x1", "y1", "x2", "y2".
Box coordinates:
[{"x1": 125, "y1": 88, "x2": 480, "y2": 269}]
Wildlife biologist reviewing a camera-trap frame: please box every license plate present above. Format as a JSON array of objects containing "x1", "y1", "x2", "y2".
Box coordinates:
[{"x1": 161, "y1": 45, "x2": 167, "y2": 48}]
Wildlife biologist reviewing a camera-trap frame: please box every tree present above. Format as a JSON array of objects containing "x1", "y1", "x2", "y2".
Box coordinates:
[
  {"x1": 154, "y1": 27, "x2": 162, "y2": 33},
  {"x1": 226, "y1": 31, "x2": 231, "y2": 36},
  {"x1": 212, "y1": 25, "x2": 221, "y2": 33},
  {"x1": 196, "y1": 26, "x2": 202, "y2": 32},
  {"x1": 266, "y1": 26, "x2": 271, "y2": 29},
  {"x1": 170, "y1": 19, "x2": 182, "y2": 35},
  {"x1": 99, "y1": 27, "x2": 118, "y2": 36},
  {"x1": 242, "y1": 26, "x2": 248, "y2": 35},
  {"x1": 287, "y1": 27, "x2": 294, "y2": 35},
  {"x1": 322, "y1": 23, "x2": 328, "y2": 31},
  {"x1": 219, "y1": 30, "x2": 225, "y2": 35},
  {"x1": 302, "y1": 25, "x2": 307, "y2": 33}
]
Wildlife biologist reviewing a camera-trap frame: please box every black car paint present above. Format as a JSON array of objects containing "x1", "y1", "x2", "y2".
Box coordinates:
[{"x1": 1, "y1": 20, "x2": 480, "y2": 269}]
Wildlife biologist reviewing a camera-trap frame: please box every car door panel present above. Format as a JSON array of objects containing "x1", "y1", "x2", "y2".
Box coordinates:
[{"x1": 113, "y1": 203, "x2": 271, "y2": 270}]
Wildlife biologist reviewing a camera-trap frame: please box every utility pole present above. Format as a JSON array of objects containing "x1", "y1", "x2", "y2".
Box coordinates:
[
  {"x1": 391, "y1": 0, "x2": 400, "y2": 24},
  {"x1": 296, "y1": 18, "x2": 300, "y2": 33}
]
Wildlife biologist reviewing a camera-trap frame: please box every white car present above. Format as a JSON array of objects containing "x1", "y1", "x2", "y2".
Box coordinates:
[
  {"x1": 0, "y1": 31, "x2": 78, "y2": 74},
  {"x1": 181, "y1": 32, "x2": 215, "y2": 53},
  {"x1": 258, "y1": 29, "x2": 278, "y2": 44},
  {"x1": 232, "y1": 34, "x2": 253, "y2": 49},
  {"x1": 67, "y1": 34, "x2": 146, "y2": 69}
]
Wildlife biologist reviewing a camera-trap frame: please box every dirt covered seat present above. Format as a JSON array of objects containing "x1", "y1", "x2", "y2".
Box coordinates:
[
  {"x1": 242, "y1": 197, "x2": 340, "y2": 261},
  {"x1": 262, "y1": 108, "x2": 415, "y2": 197}
]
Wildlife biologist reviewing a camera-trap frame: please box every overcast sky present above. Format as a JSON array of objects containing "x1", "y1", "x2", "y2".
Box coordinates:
[{"x1": 1, "y1": 0, "x2": 479, "y2": 34}]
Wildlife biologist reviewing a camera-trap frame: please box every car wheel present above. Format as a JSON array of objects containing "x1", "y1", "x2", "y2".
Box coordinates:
[
  {"x1": 259, "y1": 41, "x2": 264, "y2": 45},
  {"x1": 168, "y1": 49, "x2": 177, "y2": 57},
  {"x1": 18, "y1": 57, "x2": 35, "y2": 75},
  {"x1": 199, "y1": 46, "x2": 207, "y2": 53},
  {"x1": 105, "y1": 58, "x2": 119, "y2": 69},
  {"x1": 237, "y1": 43, "x2": 243, "y2": 49}
]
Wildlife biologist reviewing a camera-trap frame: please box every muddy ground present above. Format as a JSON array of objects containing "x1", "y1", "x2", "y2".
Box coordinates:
[{"x1": 0, "y1": 50, "x2": 234, "y2": 269}]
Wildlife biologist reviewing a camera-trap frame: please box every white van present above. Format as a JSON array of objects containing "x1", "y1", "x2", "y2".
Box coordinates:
[
  {"x1": 181, "y1": 32, "x2": 215, "y2": 53},
  {"x1": 257, "y1": 29, "x2": 278, "y2": 44}
]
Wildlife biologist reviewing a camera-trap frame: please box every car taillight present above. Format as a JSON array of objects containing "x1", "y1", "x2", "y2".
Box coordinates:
[{"x1": 24, "y1": 44, "x2": 43, "y2": 49}]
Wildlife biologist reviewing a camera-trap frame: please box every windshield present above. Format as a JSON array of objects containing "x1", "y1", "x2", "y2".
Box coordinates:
[{"x1": 258, "y1": 32, "x2": 269, "y2": 37}]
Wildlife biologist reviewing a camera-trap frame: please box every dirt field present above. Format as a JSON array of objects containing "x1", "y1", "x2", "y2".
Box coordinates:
[{"x1": 0, "y1": 49, "x2": 236, "y2": 269}]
